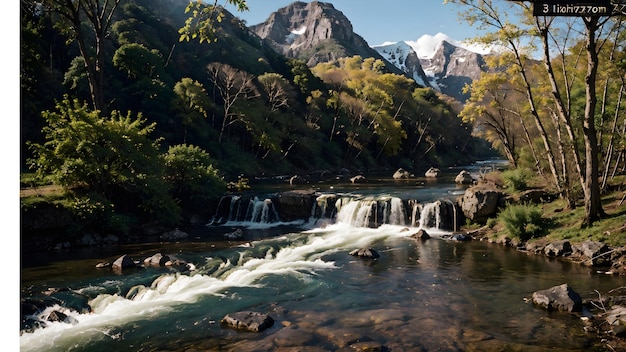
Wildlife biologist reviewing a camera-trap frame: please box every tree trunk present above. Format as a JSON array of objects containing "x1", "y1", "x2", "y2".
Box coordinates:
[{"x1": 582, "y1": 18, "x2": 605, "y2": 226}]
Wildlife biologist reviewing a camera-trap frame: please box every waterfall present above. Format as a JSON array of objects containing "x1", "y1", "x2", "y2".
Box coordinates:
[{"x1": 210, "y1": 193, "x2": 455, "y2": 231}]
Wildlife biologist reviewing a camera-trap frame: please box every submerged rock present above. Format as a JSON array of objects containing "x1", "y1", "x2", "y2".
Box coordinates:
[
  {"x1": 221, "y1": 311, "x2": 274, "y2": 332},
  {"x1": 532, "y1": 283, "x2": 582, "y2": 312}
]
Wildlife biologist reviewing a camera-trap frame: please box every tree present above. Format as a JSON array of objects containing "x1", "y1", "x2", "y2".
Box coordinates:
[
  {"x1": 163, "y1": 144, "x2": 226, "y2": 209},
  {"x1": 32, "y1": 0, "x2": 123, "y2": 113},
  {"x1": 179, "y1": 0, "x2": 249, "y2": 43},
  {"x1": 172, "y1": 77, "x2": 214, "y2": 143},
  {"x1": 207, "y1": 62, "x2": 258, "y2": 143},
  {"x1": 27, "y1": 95, "x2": 178, "y2": 224}
]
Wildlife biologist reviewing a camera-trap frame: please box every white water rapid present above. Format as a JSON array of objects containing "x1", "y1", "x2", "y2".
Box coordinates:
[{"x1": 20, "y1": 196, "x2": 452, "y2": 351}]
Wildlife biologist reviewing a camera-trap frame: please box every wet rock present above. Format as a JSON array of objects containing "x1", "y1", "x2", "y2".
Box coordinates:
[
  {"x1": 425, "y1": 167, "x2": 441, "y2": 178},
  {"x1": 272, "y1": 327, "x2": 315, "y2": 347},
  {"x1": 112, "y1": 254, "x2": 136, "y2": 270},
  {"x1": 349, "y1": 248, "x2": 380, "y2": 259},
  {"x1": 606, "y1": 305, "x2": 626, "y2": 336},
  {"x1": 160, "y1": 228, "x2": 189, "y2": 241},
  {"x1": 316, "y1": 326, "x2": 365, "y2": 348},
  {"x1": 143, "y1": 253, "x2": 170, "y2": 266},
  {"x1": 221, "y1": 311, "x2": 274, "y2": 332},
  {"x1": 290, "y1": 175, "x2": 308, "y2": 185},
  {"x1": 350, "y1": 175, "x2": 367, "y2": 183},
  {"x1": 544, "y1": 240, "x2": 572, "y2": 257},
  {"x1": 47, "y1": 310, "x2": 78, "y2": 325},
  {"x1": 450, "y1": 233, "x2": 471, "y2": 241},
  {"x1": 392, "y1": 168, "x2": 411, "y2": 179},
  {"x1": 412, "y1": 229, "x2": 430, "y2": 240},
  {"x1": 455, "y1": 170, "x2": 473, "y2": 185},
  {"x1": 532, "y1": 283, "x2": 582, "y2": 312},
  {"x1": 224, "y1": 228, "x2": 244, "y2": 240},
  {"x1": 276, "y1": 189, "x2": 317, "y2": 222},
  {"x1": 344, "y1": 341, "x2": 386, "y2": 352}
]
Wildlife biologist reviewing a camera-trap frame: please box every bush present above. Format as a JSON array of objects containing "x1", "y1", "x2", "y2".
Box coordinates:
[
  {"x1": 501, "y1": 168, "x2": 532, "y2": 192},
  {"x1": 497, "y1": 203, "x2": 548, "y2": 241}
]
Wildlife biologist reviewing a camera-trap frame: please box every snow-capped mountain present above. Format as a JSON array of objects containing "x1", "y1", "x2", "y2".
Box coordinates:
[
  {"x1": 371, "y1": 41, "x2": 431, "y2": 88},
  {"x1": 374, "y1": 33, "x2": 489, "y2": 102}
]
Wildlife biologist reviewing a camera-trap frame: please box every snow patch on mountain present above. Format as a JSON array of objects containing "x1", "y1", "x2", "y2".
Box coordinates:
[
  {"x1": 372, "y1": 41, "x2": 427, "y2": 87},
  {"x1": 285, "y1": 27, "x2": 306, "y2": 45},
  {"x1": 405, "y1": 33, "x2": 492, "y2": 59}
]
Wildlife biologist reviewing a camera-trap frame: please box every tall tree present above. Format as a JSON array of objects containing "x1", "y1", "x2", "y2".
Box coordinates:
[
  {"x1": 33, "y1": 0, "x2": 123, "y2": 113},
  {"x1": 207, "y1": 62, "x2": 258, "y2": 143}
]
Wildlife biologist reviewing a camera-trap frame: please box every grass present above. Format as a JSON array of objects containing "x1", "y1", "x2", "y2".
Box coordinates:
[{"x1": 539, "y1": 192, "x2": 626, "y2": 248}]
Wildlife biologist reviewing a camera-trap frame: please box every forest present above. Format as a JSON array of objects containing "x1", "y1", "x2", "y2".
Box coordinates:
[
  {"x1": 21, "y1": 0, "x2": 493, "y2": 233},
  {"x1": 20, "y1": 0, "x2": 626, "y2": 235}
]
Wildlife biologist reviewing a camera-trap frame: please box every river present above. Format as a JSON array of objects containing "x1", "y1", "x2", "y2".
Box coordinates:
[{"x1": 20, "y1": 164, "x2": 624, "y2": 351}]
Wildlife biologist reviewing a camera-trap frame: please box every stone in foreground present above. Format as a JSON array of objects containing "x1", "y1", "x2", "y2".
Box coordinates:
[
  {"x1": 221, "y1": 311, "x2": 274, "y2": 332},
  {"x1": 531, "y1": 283, "x2": 582, "y2": 312}
]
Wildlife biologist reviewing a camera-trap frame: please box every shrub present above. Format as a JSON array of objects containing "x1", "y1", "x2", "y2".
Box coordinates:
[
  {"x1": 501, "y1": 168, "x2": 532, "y2": 192},
  {"x1": 497, "y1": 203, "x2": 548, "y2": 241}
]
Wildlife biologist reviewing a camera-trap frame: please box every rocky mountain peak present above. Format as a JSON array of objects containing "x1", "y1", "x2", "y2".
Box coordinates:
[{"x1": 250, "y1": 1, "x2": 402, "y2": 72}]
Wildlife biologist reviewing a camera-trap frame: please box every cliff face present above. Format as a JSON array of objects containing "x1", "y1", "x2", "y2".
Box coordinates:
[
  {"x1": 419, "y1": 40, "x2": 486, "y2": 102},
  {"x1": 250, "y1": 1, "x2": 404, "y2": 75}
]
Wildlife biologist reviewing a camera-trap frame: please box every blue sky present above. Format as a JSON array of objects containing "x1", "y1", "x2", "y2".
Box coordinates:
[{"x1": 225, "y1": 0, "x2": 508, "y2": 46}]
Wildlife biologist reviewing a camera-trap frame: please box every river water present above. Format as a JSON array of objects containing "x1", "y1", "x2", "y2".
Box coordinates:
[{"x1": 20, "y1": 165, "x2": 625, "y2": 351}]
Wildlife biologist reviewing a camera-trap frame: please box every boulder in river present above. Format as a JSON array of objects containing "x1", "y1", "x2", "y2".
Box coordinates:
[
  {"x1": 221, "y1": 311, "x2": 274, "y2": 332},
  {"x1": 349, "y1": 248, "x2": 380, "y2": 259},
  {"x1": 531, "y1": 283, "x2": 582, "y2": 312},
  {"x1": 112, "y1": 254, "x2": 136, "y2": 271}
]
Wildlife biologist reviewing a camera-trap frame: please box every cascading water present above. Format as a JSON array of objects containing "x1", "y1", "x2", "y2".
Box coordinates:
[{"x1": 213, "y1": 192, "x2": 456, "y2": 232}]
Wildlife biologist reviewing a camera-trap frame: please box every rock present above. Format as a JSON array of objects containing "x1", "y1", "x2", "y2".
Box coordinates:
[
  {"x1": 275, "y1": 190, "x2": 317, "y2": 222},
  {"x1": 455, "y1": 170, "x2": 473, "y2": 184},
  {"x1": 160, "y1": 229, "x2": 188, "y2": 241},
  {"x1": 112, "y1": 254, "x2": 136, "y2": 270},
  {"x1": 350, "y1": 175, "x2": 367, "y2": 183},
  {"x1": 532, "y1": 283, "x2": 582, "y2": 312},
  {"x1": 101, "y1": 234, "x2": 119, "y2": 245},
  {"x1": 412, "y1": 229, "x2": 431, "y2": 240},
  {"x1": 95, "y1": 261, "x2": 111, "y2": 268},
  {"x1": 290, "y1": 175, "x2": 307, "y2": 185},
  {"x1": 78, "y1": 233, "x2": 101, "y2": 247},
  {"x1": 544, "y1": 240, "x2": 572, "y2": 257},
  {"x1": 143, "y1": 253, "x2": 170, "y2": 266},
  {"x1": 47, "y1": 310, "x2": 78, "y2": 325},
  {"x1": 221, "y1": 311, "x2": 274, "y2": 332},
  {"x1": 349, "y1": 248, "x2": 380, "y2": 259},
  {"x1": 519, "y1": 189, "x2": 554, "y2": 204},
  {"x1": 606, "y1": 305, "x2": 626, "y2": 336},
  {"x1": 224, "y1": 228, "x2": 244, "y2": 240},
  {"x1": 459, "y1": 183, "x2": 503, "y2": 223},
  {"x1": 392, "y1": 168, "x2": 411, "y2": 179},
  {"x1": 425, "y1": 167, "x2": 441, "y2": 178},
  {"x1": 574, "y1": 240, "x2": 610, "y2": 266},
  {"x1": 450, "y1": 233, "x2": 471, "y2": 241}
]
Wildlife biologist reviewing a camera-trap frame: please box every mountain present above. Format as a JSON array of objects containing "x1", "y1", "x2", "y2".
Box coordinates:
[
  {"x1": 374, "y1": 33, "x2": 489, "y2": 102},
  {"x1": 371, "y1": 41, "x2": 431, "y2": 88},
  {"x1": 249, "y1": 1, "x2": 407, "y2": 76}
]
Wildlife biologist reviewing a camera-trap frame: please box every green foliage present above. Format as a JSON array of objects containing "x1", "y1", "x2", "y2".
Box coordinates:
[
  {"x1": 163, "y1": 144, "x2": 226, "y2": 209},
  {"x1": 27, "y1": 96, "x2": 180, "y2": 226},
  {"x1": 497, "y1": 203, "x2": 549, "y2": 241},
  {"x1": 501, "y1": 168, "x2": 532, "y2": 192},
  {"x1": 179, "y1": 0, "x2": 249, "y2": 43}
]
